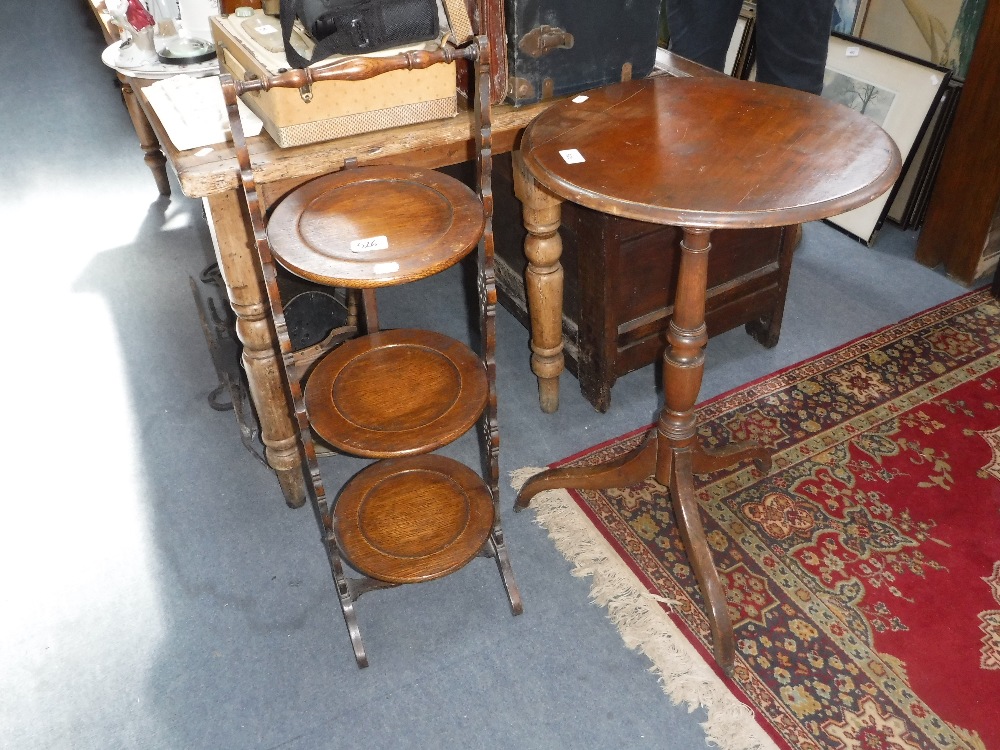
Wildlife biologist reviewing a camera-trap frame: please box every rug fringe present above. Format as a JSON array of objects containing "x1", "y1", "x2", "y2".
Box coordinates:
[{"x1": 512, "y1": 468, "x2": 779, "y2": 750}]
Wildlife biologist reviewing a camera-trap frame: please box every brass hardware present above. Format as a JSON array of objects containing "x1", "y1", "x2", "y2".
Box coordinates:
[
  {"x1": 510, "y1": 76, "x2": 556, "y2": 101},
  {"x1": 518, "y1": 25, "x2": 574, "y2": 58},
  {"x1": 510, "y1": 76, "x2": 535, "y2": 101},
  {"x1": 621, "y1": 62, "x2": 633, "y2": 82},
  {"x1": 299, "y1": 82, "x2": 313, "y2": 103}
]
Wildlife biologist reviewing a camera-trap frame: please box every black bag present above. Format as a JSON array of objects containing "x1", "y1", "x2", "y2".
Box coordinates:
[{"x1": 280, "y1": 0, "x2": 440, "y2": 68}]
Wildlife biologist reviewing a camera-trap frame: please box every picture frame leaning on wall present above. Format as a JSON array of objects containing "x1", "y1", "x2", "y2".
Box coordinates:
[
  {"x1": 858, "y1": 0, "x2": 988, "y2": 80},
  {"x1": 833, "y1": 0, "x2": 871, "y2": 35},
  {"x1": 726, "y1": 7, "x2": 757, "y2": 79},
  {"x1": 820, "y1": 32, "x2": 950, "y2": 245}
]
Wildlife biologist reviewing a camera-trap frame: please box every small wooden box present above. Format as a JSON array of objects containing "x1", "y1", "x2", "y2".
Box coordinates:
[
  {"x1": 211, "y1": 11, "x2": 458, "y2": 147},
  {"x1": 493, "y1": 153, "x2": 796, "y2": 412}
]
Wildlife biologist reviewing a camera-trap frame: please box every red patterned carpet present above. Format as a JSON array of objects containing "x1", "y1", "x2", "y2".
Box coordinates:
[{"x1": 519, "y1": 289, "x2": 1000, "y2": 750}]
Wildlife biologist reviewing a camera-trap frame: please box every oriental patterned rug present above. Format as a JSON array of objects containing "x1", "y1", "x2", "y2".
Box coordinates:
[{"x1": 515, "y1": 289, "x2": 1000, "y2": 750}]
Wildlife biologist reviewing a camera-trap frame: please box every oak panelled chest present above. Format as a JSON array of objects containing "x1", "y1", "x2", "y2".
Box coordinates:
[{"x1": 493, "y1": 153, "x2": 797, "y2": 412}]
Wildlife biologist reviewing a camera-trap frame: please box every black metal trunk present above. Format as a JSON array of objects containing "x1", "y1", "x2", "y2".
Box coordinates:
[{"x1": 505, "y1": 0, "x2": 661, "y2": 105}]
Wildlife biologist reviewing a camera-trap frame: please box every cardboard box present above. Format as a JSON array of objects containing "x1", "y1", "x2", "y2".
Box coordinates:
[{"x1": 211, "y1": 10, "x2": 461, "y2": 148}]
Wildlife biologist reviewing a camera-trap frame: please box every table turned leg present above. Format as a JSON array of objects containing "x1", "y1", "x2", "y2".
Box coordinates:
[
  {"x1": 118, "y1": 78, "x2": 171, "y2": 197},
  {"x1": 205, "y1": 192, "x2": 307, "y2": 509},
  {"x1": 656, "y1": 227, "x2": 733, "y2": 671},
  {"x1": 517, "y1": 227, "x2": 771, "y2": 675},
  {"x1": 513, "y1": 151, "x2": 565, "y2": 413}
]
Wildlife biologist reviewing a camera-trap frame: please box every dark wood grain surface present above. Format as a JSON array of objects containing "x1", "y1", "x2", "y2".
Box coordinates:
[
  {"x1": 304, "y1": 328, "x2": 489, "y2": 458},
  {"x1": 267, "y1": 165, "x2": 485, "y2": 287},
  {"x1": 521, "y1": 75, "x2": 901, "y2": 229},
  {"x1": 334, "y1": 454, "x2": 495, "y2": 584}
]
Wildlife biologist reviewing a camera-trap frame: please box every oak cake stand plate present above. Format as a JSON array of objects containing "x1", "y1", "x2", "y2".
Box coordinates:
[
  {"x1": 335, "y1": 454, "x2": 496, "y2": 584},
  {"x1": 267, "y1": 166, "x2": 487, "y2": 288},
  {"x1": 305, "y1": 328, "x2": 489, "y2": 457}
]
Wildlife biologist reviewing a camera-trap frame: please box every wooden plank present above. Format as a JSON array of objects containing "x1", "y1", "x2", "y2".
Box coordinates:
[{"x1": 135, "y1": 78, "x2": 550, "y2": 198}]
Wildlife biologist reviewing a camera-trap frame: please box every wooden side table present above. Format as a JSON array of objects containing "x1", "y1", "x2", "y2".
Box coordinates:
[
  {"x1": 87, "y1": 0, "x2": 172, "y2": 196},
  {"x1": 515, "y1": 75, "x2": 900, "y2": 674}
]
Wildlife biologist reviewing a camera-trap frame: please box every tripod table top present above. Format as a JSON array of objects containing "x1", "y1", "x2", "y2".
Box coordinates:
[{"x1": 519, "y1": 75, "x2": 902, "y2": 229}]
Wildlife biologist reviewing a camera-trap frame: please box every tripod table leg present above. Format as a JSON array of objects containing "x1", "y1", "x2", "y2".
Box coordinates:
[{"x1": 655, "y1": 226, "x2": 732, "y2": 673}]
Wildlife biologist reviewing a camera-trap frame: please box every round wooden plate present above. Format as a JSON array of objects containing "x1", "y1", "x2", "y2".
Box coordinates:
[
  {"x1": 334, "y1": 454, "x2": 495, "y2": 584},
  {"x1": 266, "y1": 165, "x2": 486, "y2": 287},
  {"x1": 305, "y1": 328, "x2": 488, "y2": 457}
]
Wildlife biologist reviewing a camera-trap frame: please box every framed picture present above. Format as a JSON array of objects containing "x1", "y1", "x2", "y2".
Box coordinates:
[
  {"x1": 821, "y1": 33, "x2": 950, "y2": 244},
  {"x1": 658, "y1": 0, "x2": 670, "y2": 48},
  {"x1": 726, "y1": 9, "x2": 756, "y2": 78},
  {"x1": 886, "y1": 76, "x2": 960, "y2": 228},
  {"x1": 656, "y1": 1, "x2": 756, "y2": 79},
  {"x1": 858, "y1": 0, "x2": 988, "y2": 79},
  {"x1": 833, "y1": 0, "x2": 871, "y2": 35}
]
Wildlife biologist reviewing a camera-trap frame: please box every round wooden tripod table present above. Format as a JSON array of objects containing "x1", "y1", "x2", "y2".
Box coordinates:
[{"x1": 515, "y1": 75, "x2": 901, "y2": 674}]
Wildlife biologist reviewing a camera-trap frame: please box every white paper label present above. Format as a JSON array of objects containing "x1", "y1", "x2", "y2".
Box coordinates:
[
  {"x1": 845, "y1": 46, "x2": 860, "y2": 57},
  {"x1": 572, "y1": 95, "x2": 589, "y2": 103},
  {"x1": 373, "y1": 262, "x2": 400, "y2": 274},
  {"x1": 194, "y1": 147, "x2": 214, "y2": 157},
  {"x1": 257, "y1": 23, "x2": 278, "y2": 34},
  {"x1": 350, "y1": 235, "x2": 389, "y2": 252},
  {"x1": 559, "y1": 148, "x2": 586, "y2": 164}
]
